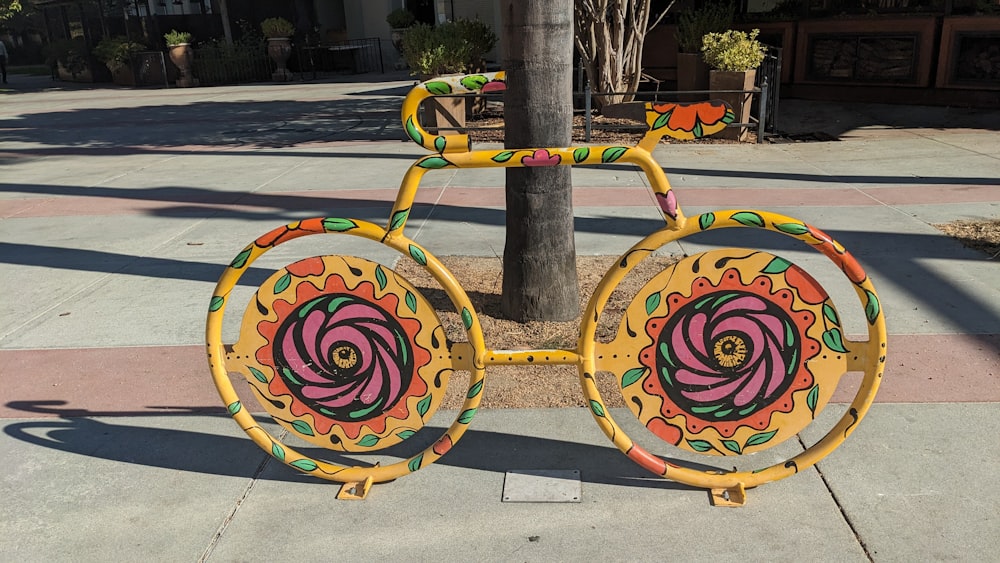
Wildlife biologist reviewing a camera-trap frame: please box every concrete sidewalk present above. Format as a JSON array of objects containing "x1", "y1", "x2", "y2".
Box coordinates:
[{"x1": 1, "y1": 73, "x2": 998, "y2": 561}]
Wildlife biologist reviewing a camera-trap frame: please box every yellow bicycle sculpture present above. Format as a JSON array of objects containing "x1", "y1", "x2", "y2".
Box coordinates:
[{"x1": 206, "y1": 71, "x2": 886, "y2": 504}]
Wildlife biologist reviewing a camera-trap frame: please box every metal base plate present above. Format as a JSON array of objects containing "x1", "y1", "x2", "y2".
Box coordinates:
[{"x1": 502, "y1": 470, "x2": 581, "y2": 503}]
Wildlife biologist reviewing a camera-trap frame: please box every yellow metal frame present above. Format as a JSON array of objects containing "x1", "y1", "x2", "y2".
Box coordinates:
[{"x1": 205, "y1": 71, "x2": 886, "y2": 501}]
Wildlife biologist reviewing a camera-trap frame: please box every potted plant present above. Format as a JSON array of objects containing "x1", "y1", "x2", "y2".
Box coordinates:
[
  {"x1": 387, "y1": 8, "x2": 416, "y2": 58},
  {"x1": 702, "y1": 28, "x2": 765, "y2": 141},
  {"x1": 261, "y1": 17, "x2": 295, "y2": 81},
  {"x1": 164, "y1": 29, "x2": 197, "y2": 87},
  {"x1": 675, "y1": 1, "x2": 734, "y2": 97},
  {"x1": 93, "y1": 36, "x2": 146, "y2": 86}
]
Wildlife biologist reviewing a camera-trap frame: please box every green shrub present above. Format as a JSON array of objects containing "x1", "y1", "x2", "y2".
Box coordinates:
[
  {"x1": 401, "y1": 18, "x2": 497, "y2": 76},
  {"x1": 261, "y1": 17, "x2": 294, "y2": 38},
  {"x1": 164, "y1": 29, "x2": 192, "y2": 46},
  {"x1": 676, "y1": 1, "x2": 734, "y2": 54},
  {"x1": 386, "y1": 8, "x2": 416, "y2": 29},
  {"x1": 43, "y1": 38, "x2": 89, "y2": 76},
  {"x1": 701, "y1": 29, "x2": 766, "y2": 72},
  {"x1": 93, "y1": 36, "x2": 146, "y2": 73}
]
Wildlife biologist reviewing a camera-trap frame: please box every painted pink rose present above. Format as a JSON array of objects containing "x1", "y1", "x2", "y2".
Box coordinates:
[
  {"x1": 272, "y1": 293, "x2": 413, "y2": 422},
  {"x1": 657, "y1": 291, "x2": 800, "y2": 420}
]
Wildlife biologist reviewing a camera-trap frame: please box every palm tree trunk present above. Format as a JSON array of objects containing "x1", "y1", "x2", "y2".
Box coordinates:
[{"x1": 499, "y1": 0, "x2": 579, "y2": 322}]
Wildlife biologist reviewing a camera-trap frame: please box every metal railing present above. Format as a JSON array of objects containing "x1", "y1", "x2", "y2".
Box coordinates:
[
  {"x1": 130, "y1": 51, "x2": 169, "y2": 87},
  {"x1": 192, "y1": 43, "x2": 271, "y2": 86},
  {"x1": 297, "y1": 37, "x2": 384, "y2": 78}
]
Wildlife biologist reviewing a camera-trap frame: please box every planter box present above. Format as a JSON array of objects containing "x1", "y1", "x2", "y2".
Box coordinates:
[
  {"x1": 710, "y1": 69, "x2": 756, "y2": 142},
  {"x1": 794, "y1": 16, "x2": 936, "y2": 87},
  {"x1": 935, "y1": 16, "x2": 1000, "y2": 90}
]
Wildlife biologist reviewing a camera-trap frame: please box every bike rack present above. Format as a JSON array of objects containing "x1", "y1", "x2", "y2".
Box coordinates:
[{"x1": 206, "y1": 71, "x2": 886, "y2": 505}]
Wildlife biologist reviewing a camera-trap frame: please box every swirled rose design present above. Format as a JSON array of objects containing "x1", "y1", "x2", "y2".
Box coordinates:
[
  {"x1": 657, "y1": 290, "x2": 799, "y2": 421},
  {"x1": 272, "y1": 293, "x2": 414, "y2": 422}
]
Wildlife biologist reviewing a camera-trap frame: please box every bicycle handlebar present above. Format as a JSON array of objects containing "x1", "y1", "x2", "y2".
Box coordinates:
[{"x1": 400, "y1": 70, "x2": 738, "y2": 154}]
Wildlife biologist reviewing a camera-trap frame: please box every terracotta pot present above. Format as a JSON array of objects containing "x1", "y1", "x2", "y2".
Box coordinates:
[
  {"x1": 267, "y1": 37, "x2": 294, "y2": 81},
  {"x1": 710, "y1": 69, "x2": 756, "y2": 141},
  {"x1": 168, "y1": 44, "x2": 198, "y2": 87}
]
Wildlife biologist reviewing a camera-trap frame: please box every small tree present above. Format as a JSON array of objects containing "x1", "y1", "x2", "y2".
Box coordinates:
[{"x1": 574, "y1": 0, "x2": 675, "y2": 109}]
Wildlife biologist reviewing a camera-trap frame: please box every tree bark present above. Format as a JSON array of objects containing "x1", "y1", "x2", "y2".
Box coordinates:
[{"x1": 499, "y1": 0, "x2": 579, "y2": 322}]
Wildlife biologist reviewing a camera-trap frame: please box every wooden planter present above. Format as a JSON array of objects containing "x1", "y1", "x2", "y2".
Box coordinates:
[
  {"x1": 710, "y1": 69, "x2": 756, "y2": 142},
  {"x1": 677, "y1": 53, "x2": 710, "y2": 101}
]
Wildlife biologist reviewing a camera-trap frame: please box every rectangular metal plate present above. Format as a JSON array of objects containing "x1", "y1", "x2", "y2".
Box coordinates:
[{"x1": 502, "y1": 470, "x2": 581, "y2": 503}]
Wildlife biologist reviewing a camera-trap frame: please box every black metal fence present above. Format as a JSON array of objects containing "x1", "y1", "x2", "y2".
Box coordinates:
[
  {"x1": 192, "y1": 43, "x2": 272, "y2": 86},
  {"x1": 297, "y1": 37, "x2": 384, "y2": 78},
  {"x1": 755, "y1": 46, "x2": 782, "y2": 135}
]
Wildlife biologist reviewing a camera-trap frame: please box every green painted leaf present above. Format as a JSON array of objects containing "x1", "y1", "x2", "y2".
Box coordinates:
[
  {"x1": 714, "y1": 408, "x2": 733, "y2": 418},
  {"x1": 699, "y1": 213, "x2": 716, "y2": 230},
  {"x1": 573, "y1": 147, "x2": 590, "y2": 163},
  {"x1": 722, "y1": 440, "x2": 741, "y2": 454},
  {"x1": 823, "y1": 304, "x2": 840, "y2": 326},
  {"x1": 601, "y1": 146, "x2": 628, "y2": 163},
  {"x1": 589, "y1": 400, "x2": 606, "y2": 418},
  {"x1": 409, "y1": 244, "x2": 427, "y2": 266},
  {"x1": 291, "y1": 419, "x2": 314, "y2": 436},
  {"x1": 226, "y1": 401, "x2": 241, "y2": 415},
  {"x1": 864, "y1": 290, "x2": 880, "y2": 325},
  {"x1": 405, "y1": 291, "x2": 417, "y2": 313},
  {"x1": 417, "y1": 395, "x2": 432, "y2": 417},
  {"x1": 690, "y1": 404, "x2": 722, "y2": 414},
  {"x1": 694, "y1": 295, "x2": 715, "y2": 310},
  {"x1": 776, "y1": 222, "x2": 810, "y2": 235},
  {"x1": 425, "y1": 81, "x2": 452, "y2": 95},
  {"x1": 405, "y1": 116, "x2": 423, "y2": 145},
  {"x1": 327, "y1": 296, "x2": 353, "y2": 313},
  {"x1": 357, "y1": 434, "x2": 380, "y2": 448},
  {"x1": 785, "y1": 320, "x2": 796, "y2": 347},
  {"x1": 271, "y1": 442, "x2": 285, "y2": 461},
  {"x1": 491, "y1": 150, "x2": 515, "y2": 163},
  {"x1": 417, "y1": 156, "x2": 452, "y2": 169},
  {"x1": 290, "y1": 458, "x2": 318, "y2": 472},
  {"x1": 692, "y1": 122, "x2": 704, "y2": 138},
  {"x1": 248, "y1": 366, "x2": 268, "y2": 383},
  {"x1": 396, "y1": 430, "x2": 416, "y2": 440},
  {"x1": 461, "y1": 307, "x2": 473, "y2": 330},
  {"x1": 282, "y1": 366, "x2": 303, "y2": 386},
  {"x1": 823, "y1": 328, "x2": 848, "y2": 353},
  {"x1": 731, "y1": 211, "x2": 765, "y2": 228},
  {"x1": 407, "y1": 454, "x2": 423, "y2": 472},
  {"x1": 744, "y1": 429, "x2": 779, "y2": 448},
  {"x1": 433, "y1": 136, "x2": 446, "y2": 152},
  {"x1": 458, "y1": 408, "x2": 477, "y2": 424},
  {"x1": 273, "y1": 272, "x2": 291, "y2": 294},
  {"x1": 460, "y1": 74, "x2": 488, "y2": 91},
  {"x1": 621, "y1": 367, "x2": 647, "y2": 388},
  {"x1": 652, "y1": 110, "x2": 672, "y2": 130},
  {"x1": 389, "y1": 209, "x2": 409, "y2": 231},
  {"x1": 659, "y1": 343, "x2": 676, "y2": 369},
  {"x1": 762, "y1": 257, "x2": 792, "y2": 274},
  {"x1": 375, "y1": 264, "x2": 388, "y2": 291},
  {"x1": 645, "y1": 292, "x2": 661, "y2": 315},
  {"x1": 209, "y1": 296, "x2": 225, "y2": 312},
  {"x1": 687, "y1": 439, "x2": 713, "y2": 453},
  {"x1": 660, "y1": 366, "x2": 673, "y2": 387},
  {"x1": 806, "y1": 384, "x2": 820, "y2": 414},
  {"x1": 322, "y1": 217, "x2": 357, "y2": 232},
  {"x1": 722, "y1": 109, "x2": 736, "y2": 124},
  {"x1": 230, "y1": 248, "x2": 252, "y2": 269},
  {"x1": 467, "y1": 379, "x2": 484, "y2": 398}
]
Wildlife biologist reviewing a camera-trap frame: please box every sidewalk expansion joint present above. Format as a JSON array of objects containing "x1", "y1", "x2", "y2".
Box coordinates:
[
  {"x1": 198, "y1": 428, "x2": 285, "y2": 562},
  {"x1": 799, "y1": 436, "x2": 875, "y2": 562}
]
